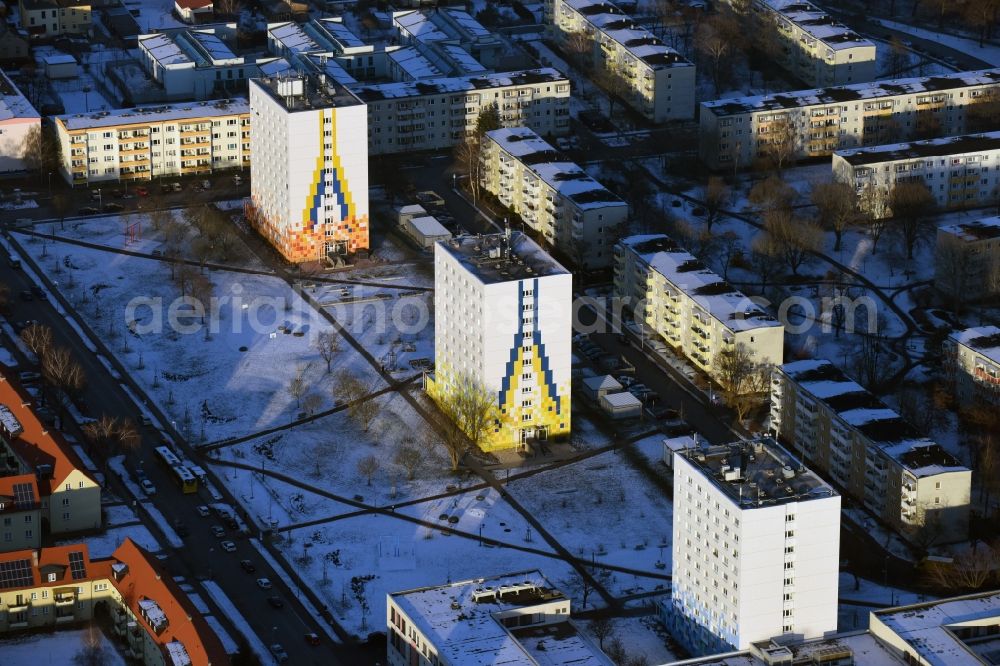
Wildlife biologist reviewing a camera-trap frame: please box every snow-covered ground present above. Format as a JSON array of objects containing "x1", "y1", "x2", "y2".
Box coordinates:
[
  {"x1": 202, "y1": 580, "x2": 277, "y2": 666},
  {"x1": 0, "y1": 627, "x2": 126, "y2": 666},
  {"x1": 58, "y1": 523, "x2": 161, "y2": 558},
  {"x1": 879, "y1": 18, "x2": 1000, "y2": 67}
]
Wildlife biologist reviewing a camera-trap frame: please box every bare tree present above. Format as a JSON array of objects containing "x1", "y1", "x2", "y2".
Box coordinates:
[
  {"x1": 593, "y1": 68, "x2": 631, "y2": 119},
  {"x1": 42, "y1": 346, "x2": 86, "y2": 400},
  {"x1": 82, "y1": 415, "x2": 137, "y2": 470},
  {"x1": 716, "y1": 231, "x2": 742, "y2": 280},
  {"x1": 760, "y1": 116, "x2": 798, "y2": 172},
  {"x1": 302, "y1": 392, "x2": 324, "y2": 416},
  {"x1": 858, "y1": 185, "x2": 891, "y2": 254},
  {"x1": 51, "y1": 192, "x2": 71, "y2": 230},
  {"x1": 887, "y1": 36, "x2": 910, "y2": 78},
  {"x1": 695, "y1": 13, "x2": 740, "y2": 95},
  {"x1": 73, "y1": 623, "x2": 109, "y2": 666},
  {"x1": 393, "y1": 442, "x2": 421, "y2": 480},
  {"x1": 749, "y1": 232, "x2": 784, "y2": 290},
  {"x1": 854, "y1": 314, "x2": 889, "y2": 390},
  {"x1": 453, "y1": 138, "x2": 484, "y2": 204},
  {"x1": 762, "y1": 209, "x2": 822, "y2": 276},
  {"x1": 589, "y1": 617, "x2": 613, "y2": 650},
  {"x1": 925, "y1": 541, "x2": 999, "y2": 591},
  {"x1": 434, "y1": 374, "x2": 498, "y2": 470},
  {"x1": 715, "y1": 343, "x2": 770, "y2": 422},
  {"x1": 20, "y1": 322, "x2": 54, "y2": 357},
  {"x1": 968, "y1": 86, "x2": 1000, "y2": 133},
  {"x1": 748, "y1": 175, "x2": 795, "y2": 213},
  {"x1": 811, "y1": 181, "x2": 858, "y2": 251},
  {"x1": 20, "y1": 124, "x2": 60, "y2": 183},
  {"x1": 288, "y1": 368, "x2": 307, "y2": 409},
  {"x1": 890, "y1": 181, "x2": 936, "y2": 259},
  {"x1": 334, "y1": 369, "x2": 381, "y2": 433},
  {"x1": 357, "y1": 454, "x2": 380, "y2": 487},
  {"x1": 314, "y1": 330, "x2": 342, "y2": 373},
  {"x1": 605, "y1": 637, "x2": 627, "y2": 665},
  {"x1": 564, "y1": 31, "x2": 594, "y2": 71},
  {"x1": 701, "y1": 176, "x2": 729, "y2": 232}
]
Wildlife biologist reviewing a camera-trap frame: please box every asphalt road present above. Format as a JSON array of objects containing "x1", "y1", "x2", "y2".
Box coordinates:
[{"x1": 0, "y1": 237, "x2": 363, "y2": 665}]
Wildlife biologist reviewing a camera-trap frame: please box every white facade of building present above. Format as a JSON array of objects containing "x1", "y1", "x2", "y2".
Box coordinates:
[
  {"x1": 833, "y1": 132, "x2": 1000, "y2": 217},
  {"x1": 0, "y1": 69, "x2": 40, "y2": 174},
  {"x1": 935, "y1": 216, "x2": 1000, "y2": 302},
  {"x1": 247, "y1": 75, "x2": 368, "y2": 263},
  {"x1": 431, "y1": 232, "x2": 571, "y2": 451},
  {"x1": 354, "y1": 69, "x2": 572, "y2": 155},
  {"x1": 614, "y1": 235, "x2": 784, "y2": 385},
  {"x1": 741, "y1": 0, "x2": 876, "y2": 87},
  {"x1": 946, "y1": 326, "x2": 1000, "y2": 407},
  {"x1": 53, "y1": 98, "x2": 249, "y2": 185},
  {"x1": 667, "y1": 439, "x2": 840, "y2": 655},
  {"x1": 700, "y1": 68, "x2": 1000, "y2": 170},
  {"x1": 480, "y1": 127, "x2": 627, "y2": 270},
  {"x1": 771, "y1": 359, "x2": 971, "y2": 544},
  {"x1": 548, "y1": 0, "x2": 695, "y2": 122}
]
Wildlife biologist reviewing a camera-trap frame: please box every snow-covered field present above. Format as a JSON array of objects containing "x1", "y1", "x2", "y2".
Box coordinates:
[{"x1": 0, "y1": 628, "x2": 126, "y2": 666}]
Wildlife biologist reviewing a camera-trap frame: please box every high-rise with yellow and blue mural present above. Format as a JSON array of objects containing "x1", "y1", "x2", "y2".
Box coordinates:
[
  {"x1": 246, "y1": 75, "x2": 369, "y2": 263},
  {"x1": 429, "y1": 231, "x2": 572, "y2": 452}
]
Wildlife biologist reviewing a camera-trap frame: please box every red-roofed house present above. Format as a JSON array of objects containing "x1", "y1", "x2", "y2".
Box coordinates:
[
  {"x1": 174, "y1": 0, "x2": 213, "y2": 23},
  {"x1": 0, "y1": 539, "x2": 228, "y2": 665},
  {"x1": 0, "y1": 372, "x2": 101, "y2": 546}
]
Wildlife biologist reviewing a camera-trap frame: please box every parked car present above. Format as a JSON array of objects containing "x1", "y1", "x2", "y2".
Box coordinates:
[
  {"x1": 18, "y1": 290, "x2": 33, "y2": 302},
  {"x1": 256, "y1": 578, "x2": 273, "y2": 590},
  {"x1": 30, "y1": 286, "x2": 46, "y2": 300},
  {"x1": 240, "y1": 559, "x2": 256, "y2": 573},
  {"x1": 135, "y1": 186, "x2": 149, "y2": 197},
  {"x1": 269, "y1": 644, "x2": 288, "y2": 663},
  {"x1": 170, "y1": 182, "x2": 182, "y2": 192},
  {"x1": 197, "y1": 505, "x2": 211, "y2": 518},
  {"x1": 174, "y1": 522, "x2": 190, "y2": 538},
  {"x1": 220, "y1": 540, "x2": 236, "y2": 553},
  {"x1": 304, "y1": 633, "x2": 320, "y2": 646},
  {"x1": 78, "y1": 207, "x2": 99, "y2": 215},
  {"x1": 8, "y1": 255, "x2": 22, "y2": 269},
  {"x1": 140, "y1": 479, "x2": 156, "y2": 495},
  {"x1": 211, "y1": 525, "x2": 226, "y2": 538},
  {"x1": 267, "y1": 596, "x2": 285, "y2": 609}
]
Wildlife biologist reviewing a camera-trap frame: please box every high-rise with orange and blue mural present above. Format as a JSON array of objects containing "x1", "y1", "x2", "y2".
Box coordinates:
[
  {"x1": 247, "y1": 75, "x2": 369, "y2": 263},
  {"x1": 428, "y1": 231, "x2": 572, "y2": 452}
]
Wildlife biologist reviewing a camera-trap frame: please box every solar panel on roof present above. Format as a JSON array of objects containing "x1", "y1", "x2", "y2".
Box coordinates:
[
  {"x1": 0, "y1": 559, "x2": 33, "y2": 589},
  {"x1": 68, "y1": 551, "x2": 87, "y2": 580},
  {"x1": 12, "y1": 483, "x2": 34, "y2": 509}
]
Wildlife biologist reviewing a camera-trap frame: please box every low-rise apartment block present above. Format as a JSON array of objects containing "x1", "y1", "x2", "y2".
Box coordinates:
[
  {"x1": 387, "y1": 570, "x2": 612, "y2": 665},
  {"x1": 833, "y1": 132, "x2": 1000, "y2": 216},
  {"x1": 742, "y1": 0, "x2": 876, "y2": 87},
  {"x1": 18, "y1": 0, "x2": 91, "y2": 37},
  {"x1": 666, "y1": 589, "x2": 1000, "y2": 665},
  {"x1": 138, "y1": 25, "x2": 280, "y2": 100},
  {"x1": 700, "y1": 68, "x2": 1000, "y2": 170},
  {"x1": 0, "y1": 540, "x2": 227, "y2": 664},
  {"x1": 945, "y1": 326, "x2": 1000, "y2": 406},
  {"x1": 614, "y1": 235, "x2": 784, "y2": 386},
  {"x1": 480, "y1": 127, "x2": 627, "y2": 269},
  {"x1": 548, "y1": 0, "x2": 695, "y2": 122},
  {"x1": 771, "y1": 359, "x2": 971, "y2": 544},
  {"x1": 0, "y1": 69, "x2": 41, "y2": 174},
  {"x1": 1, "y1": 373, "x2": 101, "y2": 547},
  {"x1": 430, "y1": 231, "x2": 571, "y2": 451},
  {"x1": 935, "y1": 216, "x2": 1000, "y2": 303},
  {"x1": 247, "y1": 74, "x2": 368, "y2": 263},
  {"x1": 53, "y1": 98, "x2": 250, "y2": 186},
  {"x1": 353, "y1": 68, "x2": 572, "y2": 155},
  {"x1": 666, "y1": 438, "x2": 840, "y2": 655}
]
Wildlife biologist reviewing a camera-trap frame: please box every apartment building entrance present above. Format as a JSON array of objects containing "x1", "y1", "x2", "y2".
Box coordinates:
[{"x1": 519, "y1": 426, "x2": 548, "y2": 445}]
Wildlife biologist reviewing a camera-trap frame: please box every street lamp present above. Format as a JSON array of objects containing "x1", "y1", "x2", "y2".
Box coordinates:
[{"x1": 47, "y1": 172, "x2": 52, "y2": 197}]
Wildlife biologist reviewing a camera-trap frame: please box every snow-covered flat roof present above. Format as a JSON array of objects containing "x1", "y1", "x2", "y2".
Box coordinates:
[
  {"x1": 394, "y1": 10, "x2": 451, "y2": 42},
  {"x1": 408, "y1": 215, "x2": 451, "y2": 238},
  {"x1": 388, "y1": 46, "x2": 443, "y2": 80},
  {"x1": 874, "y1": 591, "x2": 1000, "y2": 665},
  {"x1": 764, "y1": 0, "x2": 874, "y2": 50},
  {"x1": 0, "y1": 70, "x2": 38, "y2": 122},
  {"x1": 561, "y1": 0, "x2": 692, "y2": 69},
  {"x1": 620, "y1": 235, "x2": 782, "y2": 334},
  {"x1": 56, "y1": 98, "x2": 249, "y2": 130},
  {"x1": 43, "y1": 53, "x2": 77, "y2": 66},
  {"x1": 188, "y1": 30, "x2": 237, "y2": 63},
  {"x1": 138, "y1": 598, "x2": 168, "y2": 627},
  {"x1": 139, "y1": 33, "x2": 194, "y2": 67},
  {"x1": 835, "y1": 131, "x2": 1000, "y2": 167},
  {"x1": 165, "y1": 639, "x2": 192, "y2": 666},
  {"x1": 302, "y1": 54, "x2": 359, "y2": 86},
  {"x1": 351, "y1": 68, "x2": 567, "y2": 101},
  {"x1": 939, "y1": 216, "x2": 1000, "y2": 243},
  {"x1": 268, "y1": 21, "x2": 325, "y2": 54},
  {"x1": 436, "y1": 43, "x2": 486, "y2": 75},
  {"x1": 437, "y1": 231, "x2": 568, "y2": 284},
  {"x1": 669, "y1": 632, "x2": 907, "y2": 665},
  {"x1": 315, "y1": 17, "x2": 366, "y2": 50},
  {"x1": 704, "y1": 68, "x2": 1000, "y2": 116},
  {"x1": 441, "y1": 8, "x2": 494, "y2": 39},
  {"x1": 583, "y1": 375, "x2": 622, "y2": 392},
  {"x1": 391, "y1": 571, "x2": 610, "y2": 666},
  {"x1": 949, "y1": 325, "x2": 1000, "y2": 365},
  {"x1": 780, "y1": 359, "x2": 967, "y2": 477},
  {"x1": 602, "y1": 391, "x2": 641, "y2": 408},
  {"x1": 486, "y1": 128, "x2": 626, "y2": 211}
]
